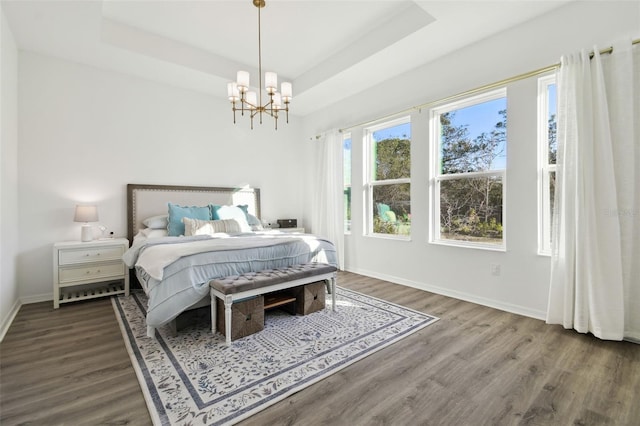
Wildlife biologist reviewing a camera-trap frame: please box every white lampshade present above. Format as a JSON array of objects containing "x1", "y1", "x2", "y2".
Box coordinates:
[
  {"x1": 227, "y1": 82, "x2": 239, "y2": 101},
  {"x1": 236, "y1": 71, "x2": 250, "y2": 91},
  {"x1": 281, "y1": 82, "x2": 292, "y2": 101},
  {"x1": 74, "y1": 205, "x2": 98, "y2": 223},
  {"x1": 272, "y1": 92, "x2": 282, "y2": 110},
  {"x1": 74, "y1": 205, "x2": 98, "y2": 242},
  {"x1": 265, "y1": 72, "x2": 277, "y2": 93}
]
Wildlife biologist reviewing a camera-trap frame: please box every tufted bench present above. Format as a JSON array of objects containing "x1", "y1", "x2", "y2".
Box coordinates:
[{"x1": 209, "y1": 263, "x2": 338, "y2": 345}]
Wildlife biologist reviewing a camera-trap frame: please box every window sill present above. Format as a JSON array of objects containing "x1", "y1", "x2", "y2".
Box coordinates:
[
  {"x1": 365, "y1": 233, "x2": 411, "y2": 242},
  {"x1": 430, "y1": 239, "x2": 506, "y2": 252}
]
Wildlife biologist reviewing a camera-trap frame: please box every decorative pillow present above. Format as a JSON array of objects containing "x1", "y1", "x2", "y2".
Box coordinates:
[
  {"x1": 140, "y1": 228, "x2": 169, "y2": 239},
  {"x1": 167, "y1": 203, "x2": 211, "y2": 236},
  {"x1": 142, "y1": 214, "x2": 168, "y2": 229},
  {"x1": 210, "y1": 205, "x2": 251, "y2": 232},
  {"x1": 247, "y1": 213, "x2": 263, "y2": 231},
  {"x1": 235, "y1": 205, "x2": 263, "y2": 231},
  {"x1": 183, "y1": 217, "x2": 242, "y2": 236}
]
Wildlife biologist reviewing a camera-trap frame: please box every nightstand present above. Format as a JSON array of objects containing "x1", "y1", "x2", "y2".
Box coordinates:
[{"x1": 53, "y1": 238, "x2": 130, "y2": 308}]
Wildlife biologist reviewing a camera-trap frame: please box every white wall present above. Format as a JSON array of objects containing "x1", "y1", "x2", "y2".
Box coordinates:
[
  {"x1": 302, "y1": 1, "x2": 640, "y2": 319},
  {"x1": 17, "y1": 52, "x2": 305, "y2": 301},
  {"x1": 1, "y1": 9, "x2": 20, "y2": 339}
]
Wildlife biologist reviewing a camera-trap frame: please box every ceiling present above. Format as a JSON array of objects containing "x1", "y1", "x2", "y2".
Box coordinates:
[{"x1": 2, "y1": 0, "x2": 571, "y2": 116}]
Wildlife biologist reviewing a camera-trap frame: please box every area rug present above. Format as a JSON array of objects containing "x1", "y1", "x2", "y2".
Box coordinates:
[{"x1": 112, "y1": 288, "x2": 439, "y2": 426}]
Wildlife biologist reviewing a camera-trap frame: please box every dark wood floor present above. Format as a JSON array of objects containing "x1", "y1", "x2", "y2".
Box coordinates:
[{"x1": 1, "y1": 271, "x2": 638, "y2": 425}]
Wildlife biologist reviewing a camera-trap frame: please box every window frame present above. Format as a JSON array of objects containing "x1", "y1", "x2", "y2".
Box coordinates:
[
  {"x1": 537, "y1": 74, "x2": 557, "y2": 255},
  {"x1": 363, "y1": 116, "x2": 411, "y2": 239},
  {"x1": 343, "y1": 132, "x2": 352, "y2": 234},
  {"x1": 429, "y1": 88, "x2": 507, "y2": 251}
]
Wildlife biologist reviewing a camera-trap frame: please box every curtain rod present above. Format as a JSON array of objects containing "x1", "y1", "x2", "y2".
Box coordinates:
[{"x1": 330, "y1": 37, "x2": 639, "y2": 135}]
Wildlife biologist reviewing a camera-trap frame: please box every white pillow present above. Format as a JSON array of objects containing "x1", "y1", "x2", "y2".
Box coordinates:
[
  {"x1": 183, "y1": 217, "x2": 242, "y2": 236},
  {"x1": 213, "y1": 205, "x2": 251, "y2": 232},
  {"x1": 140, "y1": 228, "x2": 169, "y2": 238},
  {"x1": 142, "y1": 215, "x2": 169, "y2": 229}
]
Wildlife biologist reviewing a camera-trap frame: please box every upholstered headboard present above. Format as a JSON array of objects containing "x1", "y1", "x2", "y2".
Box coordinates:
[{"x1": 127, "y1": 184, "x2": 261, "y2": 242}]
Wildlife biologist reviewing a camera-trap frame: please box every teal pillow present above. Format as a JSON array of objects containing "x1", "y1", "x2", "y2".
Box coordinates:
[
  {"x1": 167, "y1": 203, "x2": 211, "y2": 236},
  {"x1": 210, "y1": 204, "x2": 251, "y2": 232}
]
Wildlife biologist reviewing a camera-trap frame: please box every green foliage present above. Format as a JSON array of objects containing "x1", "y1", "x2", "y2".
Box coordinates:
[
  {"x1": 373, "y1": 213, "x2": 412, "y2": 236},
  {"x1": 375, "y1": 137, "x2": 410, "y2": 180},
  {"x1": 548, "y1": 113, "x2": 557, "y2": 164},
  {"x1": 439, "y1": 109, "x2": 506, "y2": 242},
  {"x1": 372, "y1": 136, "x2": 411, "y2": 236},
  {"x1": 373, "y1": 215, "x2": 397, "y2": 234}
]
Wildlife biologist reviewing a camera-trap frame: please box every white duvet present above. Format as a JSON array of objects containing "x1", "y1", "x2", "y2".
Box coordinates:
[{"x1": 122, "y1": 231, "x2": 338, "y2": 336}]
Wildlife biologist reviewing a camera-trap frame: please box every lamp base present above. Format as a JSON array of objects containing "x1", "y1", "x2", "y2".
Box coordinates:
[{"x1": 80, "y1": 224, "x2": 93, "y2": 242}]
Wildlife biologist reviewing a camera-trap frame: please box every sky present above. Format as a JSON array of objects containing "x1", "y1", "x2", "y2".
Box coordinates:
[
  {"x1": 343, "y1": 92, "x2": 542, "y2": 176},
  {"x1": 449, "y1": 97, "x2": 507, "y2": 170}
]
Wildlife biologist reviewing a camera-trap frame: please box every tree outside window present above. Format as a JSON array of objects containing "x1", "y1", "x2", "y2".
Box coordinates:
[
  {"x1": 432, "y1": 90, "x2": 507, "y2": 247},
  {"x1": 365, "y1": 117, "x2": 411, "y2": 237}
]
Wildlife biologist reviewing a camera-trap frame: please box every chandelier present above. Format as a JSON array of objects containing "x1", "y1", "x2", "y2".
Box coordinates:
[{"x1": 227, "y1": 0, "x2": 292, "y2": 130}]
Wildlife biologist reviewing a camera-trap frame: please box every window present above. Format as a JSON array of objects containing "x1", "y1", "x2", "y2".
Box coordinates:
[
  {"x1": 343, "y1": 132, "x2": 352, "y2": 233},
  {"x1": 430, "y1": 89, "x2": 507, "y2": 248},
  {"x1": 538, "y1": 75, "x2": 557, "y2": 254},
  {"x1": 364, "y1": 117, "x2": 411, "y2": 237}
]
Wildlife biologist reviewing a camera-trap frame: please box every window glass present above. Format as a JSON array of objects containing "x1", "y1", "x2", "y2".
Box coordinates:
[
  {"x1": 366, "y1": 118, "x2": 411, "y2": 237},
  {"x1": 372, "y1": 122, "x2": 411, "y2": 180},
  {"x1": 343, "y1": 134, "x2": 352, "y2": 233},
  {"x1": 439, "y1": 177, "x2": 503, "y2": 244},
  {"x1": 548, "y1": 83, "x2": 557, "y2": 165},
  {"x1": 440, "y1": 98, "x2": 507, "y2": 174},
  {"x1": 539, "y1": 78, "x2": 557, "y2": 254},
  {"x1": 373, "y1": 183, "x2": 411, "y2": 236},
  {"x1": 432, "y1": 90, "x2": 506, "y2": 248}
]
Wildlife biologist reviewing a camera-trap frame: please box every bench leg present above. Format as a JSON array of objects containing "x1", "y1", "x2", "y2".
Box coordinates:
[
  {"x1": 210, "y1": 289, "x2": 217, "y2": 335},
  {"x1": 331, "y1": 274, "x2": 336, "y2": 311},
  {"x1": 224, "y1": 295, "x2": 233, "y2": 346}
]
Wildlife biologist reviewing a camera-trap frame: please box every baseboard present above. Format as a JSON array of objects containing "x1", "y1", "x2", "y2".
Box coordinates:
[
  {"x1": 0, "y1": 298, "x2": 22, "y2": 343},
  {"x1": 344, "y1": 266, "x2": 547, "y2": 321},
  {"x1": 20, "y1": 292, "x2": 52, "y2": 305},
  {"x1": 624, "y1": 335, "x2": 640, "y2": 344}
]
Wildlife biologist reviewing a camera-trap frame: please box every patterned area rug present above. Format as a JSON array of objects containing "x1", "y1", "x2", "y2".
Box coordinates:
[{"x1": 112, "y1": 288, "x2": 439, "y2": 426}]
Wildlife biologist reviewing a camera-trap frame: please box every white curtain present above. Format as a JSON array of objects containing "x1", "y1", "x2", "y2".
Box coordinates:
[
  {"x1": 547, "y1": 39, "x2": 640, "y2": 341},
  {"x1": 310, "y1": 129, "x2": 345, "y2": 270}
]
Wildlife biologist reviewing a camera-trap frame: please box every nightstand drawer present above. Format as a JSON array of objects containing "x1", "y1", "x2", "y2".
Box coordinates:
[
  {"x1": 59, "y1": 262, "x2": 125, "y2": 284},
  {"x1": 58, "y1": 246, "x2": 124, "y2": 265}
]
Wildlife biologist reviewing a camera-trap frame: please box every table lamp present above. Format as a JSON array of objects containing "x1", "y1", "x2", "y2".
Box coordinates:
[{"x1": 74, "y1": 205, "x2": 98, "y2": 242}]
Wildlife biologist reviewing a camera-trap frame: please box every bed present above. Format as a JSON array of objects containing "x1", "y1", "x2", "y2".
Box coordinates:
[{"x1": 123, "y1": 184, "x2": 338, "y2": 338}]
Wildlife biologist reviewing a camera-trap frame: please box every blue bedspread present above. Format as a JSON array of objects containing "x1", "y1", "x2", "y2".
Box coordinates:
[{"x1": 123, "y1": 232, "x2": 338, "y2": 333}]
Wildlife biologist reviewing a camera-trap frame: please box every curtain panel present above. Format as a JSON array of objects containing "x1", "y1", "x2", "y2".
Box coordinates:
[
  {"x1": 310, "y1": 130, "x2": 345, "y2": 270},
  {"x1": 547, "y1": 40, "x2": 639, "y2": 341}
]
